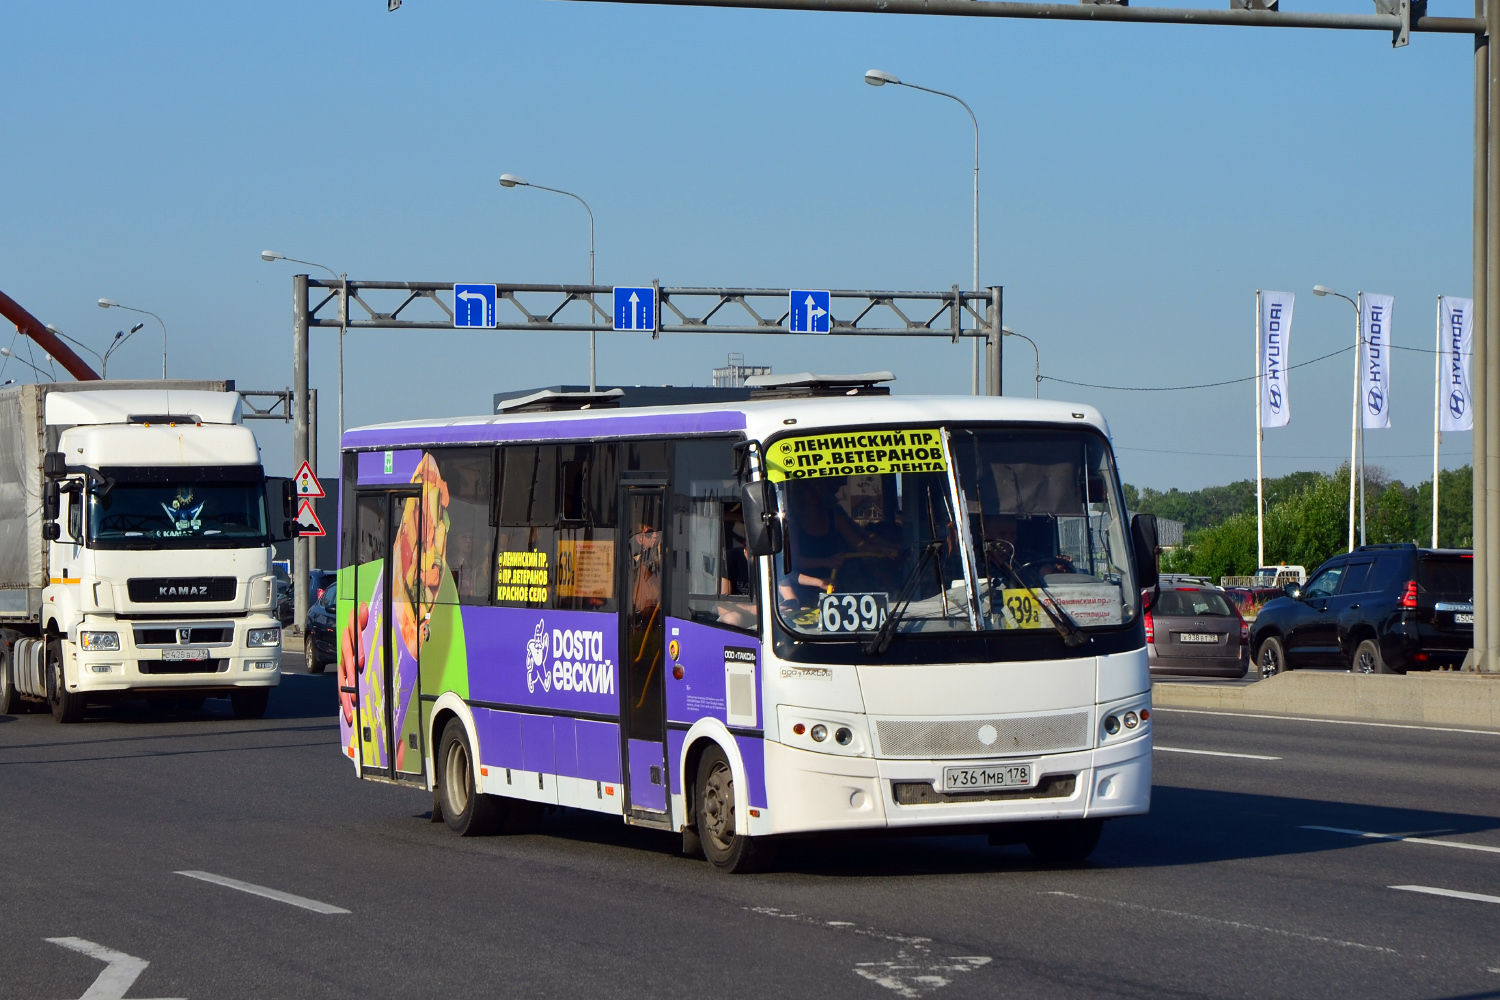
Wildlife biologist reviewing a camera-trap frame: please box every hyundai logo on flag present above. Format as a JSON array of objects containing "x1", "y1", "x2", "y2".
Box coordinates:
[
  {"x1": 1451, "y1": 390, "x2": 1467, "y2": 418},
  {"x1": 1367, "y1": 386, "x2": 1385, "y2": 414},
  {"x1": 1268, "y1": 385, "x2": 1283, "y2": 412}
]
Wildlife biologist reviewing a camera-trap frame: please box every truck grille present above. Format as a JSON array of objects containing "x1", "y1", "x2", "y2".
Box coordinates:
[
  {"x1": 127, "y1": 578, "x2": 236, "y2": 603},
  {"x1": 134, "y1": 626, "x2": 233, "y2": 646},
  {"x1": 138, "y1": 659, "x2": 228, "y2": 674},
  {"x1": 874, "y1": 711, "x2": 1091, "y2": 758}
]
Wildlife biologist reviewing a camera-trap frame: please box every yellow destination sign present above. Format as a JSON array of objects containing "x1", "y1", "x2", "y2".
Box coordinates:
[{"x1": 765, "y1": 428, "x2": 947, "y2": 482}]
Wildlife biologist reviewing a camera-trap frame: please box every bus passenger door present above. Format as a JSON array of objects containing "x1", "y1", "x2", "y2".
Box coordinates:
[
  {"x1": 620, "y1": 487, "x2": 669, "y2": 820},
  {"x1": 353, "y1": 489, "x2": 427, "y2": 783}
]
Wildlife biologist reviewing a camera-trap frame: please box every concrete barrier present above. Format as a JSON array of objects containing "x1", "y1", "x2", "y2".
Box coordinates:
[{"x1": 1152, "y1": 671, "x2": 1500, "y2": 730}]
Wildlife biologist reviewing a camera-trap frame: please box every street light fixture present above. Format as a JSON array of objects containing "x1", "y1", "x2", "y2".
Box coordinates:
[
  {"x1": 97, "y1": 298, "x2": 168, "y2": 378},
  {"x1": 0, "y1": 346, "x2": 54, "y2": 380},
  {"x1": 1313, "y1": 283, "x2": 1365, "y2": 552},
  {"x1": 865, "y1": 68, "x2": 983, "y2": 395},
  {"x1": 1001, "y1": 326, "x2": 1040, "y2": 398},
  {"x1": 498, "y1": 174, "x2": 599, "y2": 391}
]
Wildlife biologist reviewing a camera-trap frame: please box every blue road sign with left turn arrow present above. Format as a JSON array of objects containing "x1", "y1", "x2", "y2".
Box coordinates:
[
  {"x1": 613, "y1": 287, "x2": 656, "y2": 332},
  {"x1": 453, "y1": 284, "x2": 497, "y2": 328},
  {"x1": 789, "y1": 290, "x2": 831, "y2": 334}
]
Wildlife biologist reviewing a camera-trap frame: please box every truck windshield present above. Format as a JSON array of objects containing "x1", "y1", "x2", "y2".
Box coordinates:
[
  {"x1": 768, "y1": 424, "x2": 1138, "y2": 641},
  {"x1": 88, "y1": 467, "x2": 269, "y2": 549}
]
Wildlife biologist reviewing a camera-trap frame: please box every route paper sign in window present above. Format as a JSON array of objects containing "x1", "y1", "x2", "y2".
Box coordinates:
[{"x1": 765, "y1": 428, "x2": 946, "y2": 482}]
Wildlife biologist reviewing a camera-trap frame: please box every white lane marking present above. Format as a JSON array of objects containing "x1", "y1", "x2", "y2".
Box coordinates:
[
  {"x1": 174, "y1": 870, "x2": 350, "y2": 914},
  {"x1": 1153, "y1": 707, "x2": 1500, "y2": 736},
  {"x1": 1391, "y1": 885, "x2": 1500, "y2": 905},
  {"x1": 748, "y1": 907, "x2": 991, "y2": 997},
  {"x1": 1039, "y1": 892, "x2": 1400, "y2": 954},
  {"x1": 45, "y1": 937, "x2": 185, "y2": 1000},
  {"x1": 1155, "y1": 745, "x2": 1281, "y2": 760},
  {"x1": 1301, "y1": 826, "x2": 1500, "y2": 855}
]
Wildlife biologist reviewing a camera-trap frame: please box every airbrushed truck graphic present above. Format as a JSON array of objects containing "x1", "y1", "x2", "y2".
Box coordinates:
[{"x1": 337, "y1": 381, "x2": 1159, "y2": 872}]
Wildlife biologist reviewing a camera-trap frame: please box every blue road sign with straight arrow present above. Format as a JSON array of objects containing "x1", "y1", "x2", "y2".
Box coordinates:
[
  {"x1": 613, "y1": 286, "x2": 656, "y2": 332},
  {"x1": 789, "y1": 290, "x2": 831, "y2": 334},
  {"x1": 453, "y1": 284, "x2": 497, "y2": 328}
]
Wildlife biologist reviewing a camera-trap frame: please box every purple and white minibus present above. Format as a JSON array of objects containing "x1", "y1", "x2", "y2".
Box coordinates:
[{"x1": 336, "y1": 382, "x2": 1157, "y2": 871}]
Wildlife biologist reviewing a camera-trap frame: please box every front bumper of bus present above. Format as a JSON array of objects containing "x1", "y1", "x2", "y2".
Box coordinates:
[
  {"x1": 63, "y1": 615, "x2": 283, "y2": 694},
  {"x1": 761, "y1": 733, "x2": 1151, "y2": 836}
]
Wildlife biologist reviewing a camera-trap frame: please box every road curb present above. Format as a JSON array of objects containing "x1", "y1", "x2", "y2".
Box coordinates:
[{"x1": 1152, "y1": 671, "x2": 1500, "y2": 729}]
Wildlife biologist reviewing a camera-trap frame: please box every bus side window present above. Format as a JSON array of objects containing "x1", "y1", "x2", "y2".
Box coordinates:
[
  {"x1": 494, "y1": 445, "x2": 557, "y2": 609},
  {"x1": 425, "y1": 448, "x2": 497, "y2": 606},
  {"x1": 671, "y1": 439, "x2": 760, "y2": 633},
  {"x1": 555, "y1": 444, "x2": 619, "y2": 612}
]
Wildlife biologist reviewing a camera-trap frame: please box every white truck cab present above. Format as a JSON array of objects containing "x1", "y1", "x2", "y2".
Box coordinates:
[{"x1": 0, "y1": 383, "x2": 285, "y2": 722}]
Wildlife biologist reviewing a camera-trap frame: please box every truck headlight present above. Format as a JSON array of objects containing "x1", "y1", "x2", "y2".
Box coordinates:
[
  {"x1": 79, "y1": 630, "x2": 120, "y2": 651},
  {"x1": 247, "y1": 627, "x2": 281, "y2": 648}
]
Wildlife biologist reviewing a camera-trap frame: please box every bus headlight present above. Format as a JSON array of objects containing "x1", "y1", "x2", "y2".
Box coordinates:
[
  {"x1": 79, "y1": 631, "x2": 120, "y2": 651},
  {"x1": 247, "y1": 627, "x2": 281, "y2": 647}
]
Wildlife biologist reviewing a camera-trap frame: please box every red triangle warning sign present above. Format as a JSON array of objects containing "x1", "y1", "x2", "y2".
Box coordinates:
[
  {"x1": 293, "y1": 461, "x2": 325, "y2": 498},
  {"x1": 294, "y1": 498, "x2": 326, "y2": 537}
]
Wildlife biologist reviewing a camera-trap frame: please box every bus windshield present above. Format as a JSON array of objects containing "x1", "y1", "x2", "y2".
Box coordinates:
[{"x1": 769, "y1": 424, "x2": 1139, "y2": 641}]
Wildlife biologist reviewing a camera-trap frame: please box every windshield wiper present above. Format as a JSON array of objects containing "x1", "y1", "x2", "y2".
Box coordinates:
[
  {"x1": 982, "y1": 541, "x2": 1088, "y2": 647},
  {"x1": 863, "y1": 540, "x2": 944, "y2": 656}
]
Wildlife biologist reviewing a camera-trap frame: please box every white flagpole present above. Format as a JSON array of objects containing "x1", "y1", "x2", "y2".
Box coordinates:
[
  {"x1": 1348, "y1": 293, "x2": 1360, "y2": 553},
  {"x1": 1433, "y1": 296, "x2": 1442, "y2": 547},
  {"x1": 1256, "y1": 291, "x2": 1265, "y2": 571},
  {"x1": 1358, "y1": 292, "x2": 1368, "y2": 546}
]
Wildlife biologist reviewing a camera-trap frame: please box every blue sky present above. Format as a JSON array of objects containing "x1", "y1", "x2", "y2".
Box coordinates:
[{"x1": 0, "y1": 1, "x2": 1480, "y2": 492}]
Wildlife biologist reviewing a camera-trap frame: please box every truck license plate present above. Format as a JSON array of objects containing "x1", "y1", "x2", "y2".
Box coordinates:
[
  {"x1": 162, "y1": 648, "x2": 209, "y2": 661},
  {"x1": 943, "y1": 762, "x2": 1035, "y2": 793},
  {"x1": 1456, "y1": 613, "x2": 1475, "y2": 624}
]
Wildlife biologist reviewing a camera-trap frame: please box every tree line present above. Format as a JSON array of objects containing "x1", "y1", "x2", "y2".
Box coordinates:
[{"x1": 1123, "y1": 466, "x2": 1474, "y2": 580}]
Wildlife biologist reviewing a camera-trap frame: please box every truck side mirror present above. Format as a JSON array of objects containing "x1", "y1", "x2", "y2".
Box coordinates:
[
  {"x1": 43, "y1": 451, "x2": 68, "y2": 479},
  {"x1": 264, "y1": 477, "x2": 296, "y2": 541},
  {"x1": 42, "y1": 481, "x2": 61, "y2": 520},
  {"x1": 42, "y1": 521, "x2": 61, "y2": 541},
  {"x1": 740, "y1": 480, "x2": 783, "y2": 557},
  {"x1": 1131, "y1": 513, "x2": 1160, "y2": 590}
]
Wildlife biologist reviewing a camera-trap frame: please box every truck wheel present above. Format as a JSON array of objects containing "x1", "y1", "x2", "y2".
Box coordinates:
[
  {"x1": 46, "y1": 637, "x2": 85, "y2": 724},
  {"x1": 1025, "y1": 819, "x2": 1104, "y2": 864},
  {"x1": 696, "y1": 745, "x2": 774, "y2": 873},
  {"x1": 438, "y1": 720, "x2": 504, "y2": 836},
  {"x1": 0, "y1": 647, "x2": 20, "y2": 715},
  {"x1": 230, "y1": 688, "x2": 270, "y2": 719}
]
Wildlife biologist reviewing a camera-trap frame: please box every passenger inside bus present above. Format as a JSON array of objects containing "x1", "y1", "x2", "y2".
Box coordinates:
[{"x1": 778, "y1": 479, "x2": 904, "y2": 610}]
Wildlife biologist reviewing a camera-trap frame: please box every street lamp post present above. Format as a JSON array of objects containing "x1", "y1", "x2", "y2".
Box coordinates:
[
  {"x1": 0, "y1": 346, "x2": 55, "y2": 380},
  {"x1": 262, "y1": 251, "x2": 344, "y2": 638},
  {"x1": 1001, "y1": 326, "x2": 1040, "y2": 397},
  {"x1": 43, "y1": 322, "x2": 143, "y2": 379},
  {"x1": 499, "y1": 174, "x2": 598, "y2": 392},
  {"x1": 97, "y1": 299, "x2": 168, "y2": 378},
  {"x1": 1314, "y1": 284, "x2": 1366, "y2": 552},
  {"x1": 865, "y1": 68, "x2": 984, "y2": 396}
]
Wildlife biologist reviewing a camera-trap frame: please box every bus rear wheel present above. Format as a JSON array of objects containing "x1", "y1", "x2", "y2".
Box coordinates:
[
  {"x1": 1024, "y1": 819, "x2": 1103, "y2": 864},
  {"x1": 439, "y1": 720, "x2": 503, "y2": 836},
  {"x1": 696, "y1": 745, "x2": 773, "y2": 874}
]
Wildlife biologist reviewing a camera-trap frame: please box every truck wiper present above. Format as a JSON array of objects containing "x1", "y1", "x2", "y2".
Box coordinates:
[
  {"x1": 863, "y1": 540, "x2": 944, "y2": 656},
  {"x1": 982, "y1": 541, "x2": 1088, "y2": 648}
]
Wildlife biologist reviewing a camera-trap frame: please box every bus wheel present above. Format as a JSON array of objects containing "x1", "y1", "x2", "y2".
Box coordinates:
[
  {"x1": 46, "y1": 637, "x2": 85, "y2": 724},
  {"x1": 230, "y1": 688, "x2": 270, "y2": 719},
  {"x1": 696, "y1": 745, "x2": 773, "y2": 873},
  {"x1": 1025, "y1": 819, "x2": 1103, "y2": 864},
  {"x1": 439, "y1": 720, "x2": 503, "y2": 837}
]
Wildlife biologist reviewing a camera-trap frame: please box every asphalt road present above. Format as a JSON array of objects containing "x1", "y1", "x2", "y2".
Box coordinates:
[{"x1": 4, "y1": 661, "x2": 1500, "y2": 1000}]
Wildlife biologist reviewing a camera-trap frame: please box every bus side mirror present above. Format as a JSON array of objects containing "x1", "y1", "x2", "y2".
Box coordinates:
[
  {"x1": 1131, "y1": 513, "x2": 1159, "y2": 590},
  {"x1": 741, "y1": 480, "x2": 783, "y2": 557}
]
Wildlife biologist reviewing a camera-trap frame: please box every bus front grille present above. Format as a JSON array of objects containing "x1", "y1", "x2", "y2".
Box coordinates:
[{"x1": 874, "y1": 711, "x2": 1090, "y2": 758}]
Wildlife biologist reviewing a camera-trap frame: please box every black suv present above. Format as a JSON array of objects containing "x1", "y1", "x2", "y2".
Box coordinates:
[{"x1": 1249, "y1": 544, "x2": 1472, "y2": 675}]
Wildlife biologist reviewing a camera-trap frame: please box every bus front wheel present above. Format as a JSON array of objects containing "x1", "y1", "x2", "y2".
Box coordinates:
[
  {"x1": 696, "y1": 745, "x2": 773, "y2": 874},
  {"x1": 439, "y1": 720, "x2": 504, "y2": 836}
]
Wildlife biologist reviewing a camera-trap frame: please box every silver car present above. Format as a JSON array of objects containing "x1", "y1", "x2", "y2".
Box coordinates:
[{"x1": 1147, "y1": 581, "x2": 1248, "y2": 678}]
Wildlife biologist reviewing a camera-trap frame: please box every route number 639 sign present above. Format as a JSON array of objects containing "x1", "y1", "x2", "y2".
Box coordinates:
[{"x1": 818, "y1": 592, "x2": 889, "y2": 632}]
